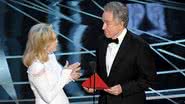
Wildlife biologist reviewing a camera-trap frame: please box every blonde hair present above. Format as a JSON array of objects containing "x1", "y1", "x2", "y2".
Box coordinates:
[{"x1": 23, "y1": 23, "x2": 56, "y2": 67}]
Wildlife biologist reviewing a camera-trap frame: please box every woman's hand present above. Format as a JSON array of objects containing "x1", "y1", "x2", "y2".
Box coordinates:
[
  {"x1": 70, "y1": 65, "x2": 81, "y2": 80},
  {"x1": 64, "y1": 61, "x2": 81, "y2": 80}
]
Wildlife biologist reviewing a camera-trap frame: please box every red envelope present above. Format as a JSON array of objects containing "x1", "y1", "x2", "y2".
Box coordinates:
[{"x1": 82, "y1": 73, "x2": 109, "y2": 90}]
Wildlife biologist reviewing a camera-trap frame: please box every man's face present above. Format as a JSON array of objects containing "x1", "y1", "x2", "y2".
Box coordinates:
[{"x1": 102, "y1": 11, "x2": 123, "y2": 39}]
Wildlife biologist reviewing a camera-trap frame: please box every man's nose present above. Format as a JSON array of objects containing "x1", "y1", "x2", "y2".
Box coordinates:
[{"x1": 102, "y1": 23, "x2": 106, "y2": 30}]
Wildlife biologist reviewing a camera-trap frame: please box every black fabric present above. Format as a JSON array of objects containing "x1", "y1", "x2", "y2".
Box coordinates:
[
  {"x1": 105, "y1": 38, "x2": 119, "y2": 44},
  {"x1": 96, "y1": 30, "x2": 157, "y2": 104}
]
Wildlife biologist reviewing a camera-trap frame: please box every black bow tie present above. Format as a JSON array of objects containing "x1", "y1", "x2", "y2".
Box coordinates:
[{"x1": 106, "y1": 38, "x2": 119, "y2": 44}]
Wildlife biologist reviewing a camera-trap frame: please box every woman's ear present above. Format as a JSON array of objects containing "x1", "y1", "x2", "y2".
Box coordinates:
[
  {"x1": 44, "y1": 44, "x2": 49, "y2": 52},
  {"x1": 44, "y1": 44, "x2": 48, "y2": 50}
]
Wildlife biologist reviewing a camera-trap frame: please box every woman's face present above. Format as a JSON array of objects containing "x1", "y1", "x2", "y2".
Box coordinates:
[{"x1": 46, "y1": 32, "x2": 58, "y2": 53}]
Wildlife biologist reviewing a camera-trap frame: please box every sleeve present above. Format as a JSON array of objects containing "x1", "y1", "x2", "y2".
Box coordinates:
[
  {"x1": 59, "y1": 68, "x2": 73, "y2": 85},
  {"x1": 122, "y1": 43, "x2": 157, "y2": 96},
  {"x1": 51, "y1": 53, "x2": 74, "y2": 83},
  {"x1": 28, "y1": 62, "x2": 72, "y2": 103}
]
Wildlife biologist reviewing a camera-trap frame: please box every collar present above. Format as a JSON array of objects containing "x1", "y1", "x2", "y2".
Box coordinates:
[{"x1": 116, "y1": 28, "x2": 127, "y2": 45}]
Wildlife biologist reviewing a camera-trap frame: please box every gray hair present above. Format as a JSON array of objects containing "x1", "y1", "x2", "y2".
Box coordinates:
[{"x1": 104, "y1": 1, "x2": 128, "y2": 27}]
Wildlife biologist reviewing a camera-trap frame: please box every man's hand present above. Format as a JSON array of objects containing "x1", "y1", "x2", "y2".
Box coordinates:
[
  {"x1": 83, "y1": 87, "x2": 96, "y2": 93},
  {"x1": 104, "y1": 84, "x2": 122, "y2": 95}
]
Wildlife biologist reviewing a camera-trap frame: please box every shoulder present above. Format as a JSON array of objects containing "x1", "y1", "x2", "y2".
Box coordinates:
[
  {"x1": 125, "y1": 31, "x2": 152, "y2": 54},
  {"x1": 49, "y1": 53, "x2": 56, "y2": 60},
  {"x1": 27, "y1": 60, "x2": 45, "y2": 76},
  {"x1": 128, "y1": 31, "x2": 149, "y2": 47},
  {"x1": 96, "y1": 35, "x2": 107, "y2": 50},
  {"x1": 97, "y1": 35, "x2": 106, "y2": 44}
]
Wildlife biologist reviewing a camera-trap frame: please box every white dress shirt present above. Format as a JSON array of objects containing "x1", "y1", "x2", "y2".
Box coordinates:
[
  {"x1": 27, "y1": 53, "x2": 72, "y2": 104},
  {"x1": 106, "y1": 28, "x2": 127, "y2": 76}
]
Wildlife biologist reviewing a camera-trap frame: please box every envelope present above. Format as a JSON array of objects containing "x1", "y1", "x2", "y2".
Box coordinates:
[{"x1": 82, "y1": 73, "x2": 109, "y2": 90}]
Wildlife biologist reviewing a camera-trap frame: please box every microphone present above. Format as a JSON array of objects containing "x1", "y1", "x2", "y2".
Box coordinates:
[
  {"x1": 89, "y1": 61, "x2": 96, "y2": 73},
  {"x1": 89, "y1": 61, "x2": 96, "y2": 104}
]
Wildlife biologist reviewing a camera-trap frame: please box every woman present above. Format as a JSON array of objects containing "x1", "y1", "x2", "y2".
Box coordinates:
[{"x1": 23, "y1": 23, "x2": 81, "y2": 104}]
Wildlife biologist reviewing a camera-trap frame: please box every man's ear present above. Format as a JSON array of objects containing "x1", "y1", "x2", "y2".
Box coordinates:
[
  {"x1": 121, "y1": 21, "x2": 124, "y2": 27},
  {"x1": 119, "y1": 21, "x2": 124, "y2": 29}
]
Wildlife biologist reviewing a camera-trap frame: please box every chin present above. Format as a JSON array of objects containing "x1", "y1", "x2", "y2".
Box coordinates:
[
  {"x1": 106, "y1": 36, "x2": 112, "y2": 38},
  {"x1": 105, "y1": 33, "x2": 112, "y2": 38},
  {"x1": 105, "y1": 34, "x2": 110, "y2": 38}
]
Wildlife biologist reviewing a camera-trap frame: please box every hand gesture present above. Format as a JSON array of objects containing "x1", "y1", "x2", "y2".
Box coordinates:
[{"x1": 64, "y1": 61, "x2": 81, "y2": 80}]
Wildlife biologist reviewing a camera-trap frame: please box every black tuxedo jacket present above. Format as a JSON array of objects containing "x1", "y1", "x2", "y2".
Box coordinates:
[{"x1": 96, "y1": 30, "x2": 156, "y2": 104}]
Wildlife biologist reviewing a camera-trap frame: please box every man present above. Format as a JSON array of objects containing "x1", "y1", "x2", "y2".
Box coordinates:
[{"x1": 84, "y1": 1, "x2": 156, "y2": 104}]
